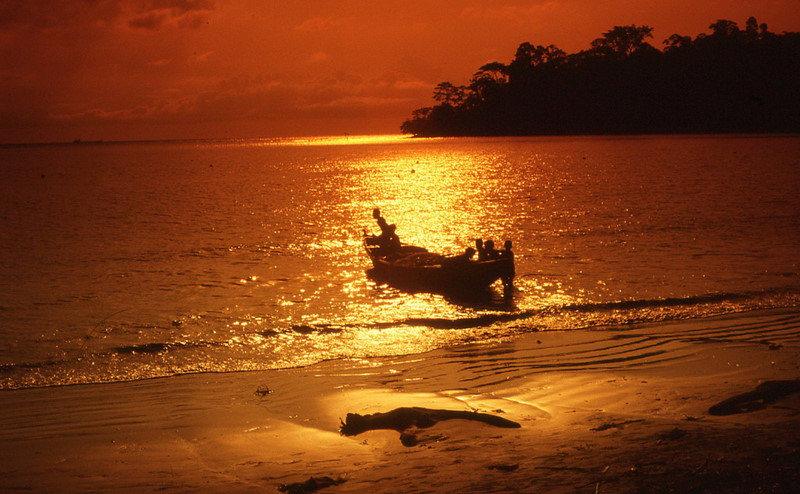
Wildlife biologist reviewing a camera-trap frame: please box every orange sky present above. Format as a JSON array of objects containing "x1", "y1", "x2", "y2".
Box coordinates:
[{"x1": 2, "y1": 0, "x2": 799, "y2": 143}]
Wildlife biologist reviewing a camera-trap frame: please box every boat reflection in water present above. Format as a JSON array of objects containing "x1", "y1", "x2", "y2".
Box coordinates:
[{"x1": 363, "y1": 233, "x2": 515, "y2": 298}]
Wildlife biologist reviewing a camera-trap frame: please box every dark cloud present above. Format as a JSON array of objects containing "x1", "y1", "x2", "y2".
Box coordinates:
[
  {"x1": 128, "y1": 0, "x2": 214, "y2": 30},
  {"x1": 149, "y1": 0, "x2": 215, "y2": 14},
  {"x1": 34, "y1": 71, "x2": 420, "y2": 132},
  {"x1": 129, "y1": 11, "x2": 168, "y2": 30},
  {"x1": 1, "y1": 0, "x2": 798, "y2": 142},
  {"x1": 0, "y1": 1, "x2": 122, "y2": 30},
  {"x1": 0, "y1": 1, "x2": 213, "y2": 31}
]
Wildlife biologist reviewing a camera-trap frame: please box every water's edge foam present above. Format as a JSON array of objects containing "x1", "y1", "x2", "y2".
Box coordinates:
[{"x1": 2, "y1": 287, "x2": 798, "y2": 391}]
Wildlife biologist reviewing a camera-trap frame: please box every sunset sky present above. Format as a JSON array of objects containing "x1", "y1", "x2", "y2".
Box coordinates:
[{"x1": 2, "y1": 0, "x2": 799, "y2": 143}]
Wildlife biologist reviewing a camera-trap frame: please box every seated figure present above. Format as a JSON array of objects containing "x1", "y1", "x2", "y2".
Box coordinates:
[
  {"x1": 373, "y1": 208, "x2": 401, "y2": 250},
  {"x1": 475, "y1": 238, "x2": 487, "y2": 261},
  {"x1": 483, "y1": 239, "x2": 498, "y2": 260},
  {"x1": 443, "y1": 247, "x2": 476, "y2": 266}
]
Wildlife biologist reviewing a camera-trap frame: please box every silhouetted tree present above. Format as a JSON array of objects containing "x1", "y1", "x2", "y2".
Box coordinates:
[
  {"x1": 475, "y1": 62, "x2": 509, "y2": 82},
  {"x1": 411, "y1": 107, "x2": 432, "y2": 120},
  {"x1": 506, "y1": 43, "x2": 566, "y2": 87},
  {"x1": 591, "y1": 25, "x2": 654, "y2": 56},
  {"x1": 467, "y1": 63, "x2": 508, "y2": 105},
  {"x1": 432, "y1": 82, "x2": 466, "y2": 107},
  {"x1": 663, "y1": 34, "x2": 693, "y2": 52},
  {"x1": 745, "y1": 16, "x2": 759, "y2": 41},
  {"x1": 709, "y1": 19, "x2": 740, "y2": 38},
  {"x1": 400, "y1": 17, "x2": 800, "y2": 137},
  {"x1": 510, "y1": 43, "x2": 566, "y2": 68}
]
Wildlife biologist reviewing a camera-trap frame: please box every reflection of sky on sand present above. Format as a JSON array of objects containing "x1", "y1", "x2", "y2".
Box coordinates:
[{"x1": 301, "y1": 310, "x2": 800, "y2": 448}]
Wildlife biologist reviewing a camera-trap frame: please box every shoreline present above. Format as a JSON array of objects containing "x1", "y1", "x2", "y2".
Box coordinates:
[
  {"x1": 2, "y1": 308, "x2": 800, "y2": 492},
  {"x1": 3, "y1": 132, "x2": 799, "y2": 148}
]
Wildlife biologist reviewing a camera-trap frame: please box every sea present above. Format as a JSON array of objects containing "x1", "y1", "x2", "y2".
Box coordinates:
[{"x1": 1, "y1": 134, "x2": 799, "y2": 390}]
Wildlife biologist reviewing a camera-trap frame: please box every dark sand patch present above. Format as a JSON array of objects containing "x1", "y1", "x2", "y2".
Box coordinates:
[{"x1": 709, "y1": 379, "x2": 800, "y2": 415}]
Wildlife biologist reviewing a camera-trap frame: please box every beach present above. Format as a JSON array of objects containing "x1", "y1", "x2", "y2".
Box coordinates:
[
  {"x1": 2, "y1": 135, "x2": 799, "y2": 492},
  {"x1": 3, "y1": 308, "x2": 799, "y2": 493},
  {"x1": 3, "y1": 3, "x2": 800, "y2": 489}
]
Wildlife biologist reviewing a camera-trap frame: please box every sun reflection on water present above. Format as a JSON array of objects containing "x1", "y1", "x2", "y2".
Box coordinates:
[
  {"x1": 238, "y1": 134, "x2": 421, "y2": 147},
  {"x1": 358, "y1": 152, "x2": 517, "y2": 254},
  {"x1": 6, "y1": 135, "x2": 800, "y2": 390}
]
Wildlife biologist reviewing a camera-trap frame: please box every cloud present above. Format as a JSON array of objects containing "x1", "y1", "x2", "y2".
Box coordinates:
[
  {"x1": 0, "y1": 0, "x2": 213, "y2": 31},
  {"x1": 5, "y1": 0, "x2": 795, "y2": 143},
  {"x1": 189, "y1": 50, "x2": 215, "y2": 63},
  {"x1": 0, "y1": 1, "x2": 122, "y2": 30},
  {"x1": 45, "y1": 78, "x2": 298, "y2": 127},
  {"x1": 294, "y1": 16, "x2": 347, "y2": 32},
  {"x1": 129, "y1": 11, "x2": 168, "y2": 30},
  {"x1": 299, "y1": 95, "x2": 418, "y2": 119},
  {"x1": 150, "y1": 0, "x2": 214, "y2": 13},
  {"x1": 53, "y1": 105, "x2": 154, "y2": 122},
  {"x1": 307, "y1": 51, "x2": 330, "y2": 63},
  {"x1": 459, "y1": 1, "x2": 567, "y2": 25},
  {"x1": 128, "y1": 0, "x2": 215, "y2": 30},
  {"x1": 368, "y1": 71, "x2": 432, "y2": 91},
  {"x1": 42, "y1": 68, "x2": 426, "y2": 131},
  {"x1": 389, "y1": 79, "x2": 431, "y2": 91}
]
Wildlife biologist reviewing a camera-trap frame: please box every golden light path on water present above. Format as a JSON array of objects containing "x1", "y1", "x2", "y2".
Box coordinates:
[
  {"x1": 222, "y1": 135, "x2": 651, "y2": 381},
  {"x1": 131, "y1": 137, "x2": 648, "y2": 385},
  {"x1": 219, "y1": 135, "x2": 592, "y2": 368},
  {"x1": 4, "y1": 134, "x2": 798, "y2": 389},
  {"x1": 219, "y1": 134, "x2": 422, "y2": 147}
]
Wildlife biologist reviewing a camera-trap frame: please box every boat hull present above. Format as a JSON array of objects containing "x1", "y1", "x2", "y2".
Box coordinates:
[{"x1": 363, "y1": 237, "x2": 514, "y2": 293}]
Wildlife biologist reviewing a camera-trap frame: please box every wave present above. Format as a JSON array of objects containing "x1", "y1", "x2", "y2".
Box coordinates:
[
  {"x1": 2, "y1": 286, "x2": 797, "y2": 390},
  {"x1": 440, "y1": 311, "x2": 800, "y2": 391},
  {"x1": 0, "y1": 341, "x2": 214, "y2": 376},
  {"x1": 381, "y1": 287, "x2": 800, "y2": 331},
  {"x1": 287, "y1": 324, "x2": 346, "y2": 334},
  {"x1": 559, "y1": 291, "x2": 746, "y2": 312},
  {"x1": 110, "y1": 340, "x2": 216, "y2": 355}
]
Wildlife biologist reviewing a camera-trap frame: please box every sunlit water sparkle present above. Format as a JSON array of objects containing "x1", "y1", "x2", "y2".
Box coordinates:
[{"x1": 1, "y1": 134, "x2": 798, "y2": 388}]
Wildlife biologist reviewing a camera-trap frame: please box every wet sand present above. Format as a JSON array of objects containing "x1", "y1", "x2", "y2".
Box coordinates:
[{"x1": 2, "y1": 309, "x2": 800, "y2": 493}]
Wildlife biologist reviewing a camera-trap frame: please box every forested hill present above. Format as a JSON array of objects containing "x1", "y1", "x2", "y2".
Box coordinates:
[{"x1": 400, "y1": 18, "x2": 800, "y2": 136}]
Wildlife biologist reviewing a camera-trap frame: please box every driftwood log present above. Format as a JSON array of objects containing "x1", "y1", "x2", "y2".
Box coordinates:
[
  {"x1": 340, "y1": 406, "x2": 520, "y2": 446},
  {"x1": 278, "y1": 476, "x2": 346, "y2": 494}
]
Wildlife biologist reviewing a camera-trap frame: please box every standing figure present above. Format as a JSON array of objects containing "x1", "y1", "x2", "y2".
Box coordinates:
[
  {"x1": 373, "y1": 208, "x2": 401, "y2": 250},
  {"x1": 501, "y1": 240, "x2": 515, "y2": 294},
  {"x1": 501, "y1": 240, "x2": 514, "y2": 259}
]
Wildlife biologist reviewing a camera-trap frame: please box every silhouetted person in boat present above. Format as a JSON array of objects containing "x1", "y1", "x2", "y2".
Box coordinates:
[
  {"x1": 483, "y1": 239, "x2": 499, "y2": 260},
  {"x1": 443, "y1": 247, "x2": 476, "y2": 266},
  {"x1": 475, "y1": 238, "x2": 487, "y2": 261},
  {"x1": 373, "y1": 208, "x2": 401, "y2": 250}
]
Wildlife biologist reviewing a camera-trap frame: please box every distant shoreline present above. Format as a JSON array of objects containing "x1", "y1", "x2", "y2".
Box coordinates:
[
  {"x1": 401, "y1": 17, "x2": 800, "y2": 138},
  {"x1": 3, "y1": 131, "x2": 800, "y2": 148}
]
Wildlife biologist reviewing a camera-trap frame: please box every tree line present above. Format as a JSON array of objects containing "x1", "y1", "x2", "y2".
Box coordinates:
[{"x1": 400, "y1": 17, "x2": 800, "y2": 136}]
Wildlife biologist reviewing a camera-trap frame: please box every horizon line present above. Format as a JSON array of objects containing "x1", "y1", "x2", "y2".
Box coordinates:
[
  {"x1": 3, "y1": 132, "x2": 800, "y2": 148},
  {"x1": 0, "y1": 133, "x2": 412, "y2": 148}
]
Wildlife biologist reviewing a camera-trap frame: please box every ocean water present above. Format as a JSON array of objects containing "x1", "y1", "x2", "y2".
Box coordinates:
[{"x1": 1, "y1": 134, "x2": 799, "y2": 389}]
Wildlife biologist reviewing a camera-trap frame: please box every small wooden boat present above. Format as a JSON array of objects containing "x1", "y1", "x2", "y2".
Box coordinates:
[{"x1": 363, "y1": 235, "x2": 515, "y2": 293}]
